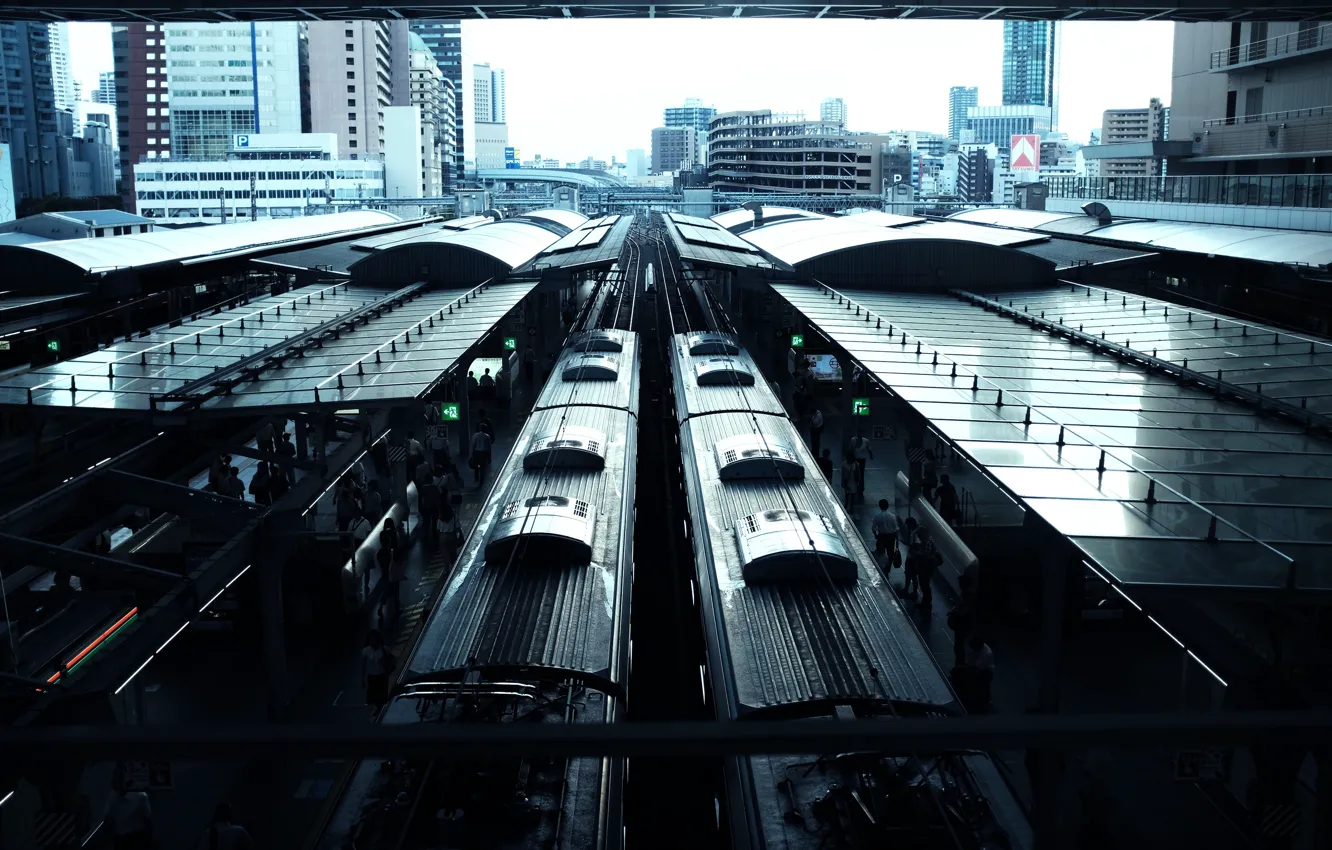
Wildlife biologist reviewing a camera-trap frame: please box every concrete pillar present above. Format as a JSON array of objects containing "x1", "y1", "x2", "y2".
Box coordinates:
[
  {"x1": 257, "y1": 511, "x2": 298, "y2": 720},
  {"x1": 294, "y1": 418, "x2": 309, "y2": 462},
  {"x1": 389, "y1": 405, "x2": 410, "y2": 510},
  {"x1": 457, "y1": 375, "x2": 471, "y2": 461}
]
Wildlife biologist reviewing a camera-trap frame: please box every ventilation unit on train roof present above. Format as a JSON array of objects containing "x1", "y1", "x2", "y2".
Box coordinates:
[
  {"x1": 695, "y1": 358, "x2": 755, "y2": 386},
  {"x1": 524, "y1": 426, "x2": 609, "y2": 471},
  {"x1": 686, "y1": 332, "x2": 740, "y2": 356},
  {"x1": 562, "y1": 354, "x2": 619, "y2": 382},
  {"x1": 571, "y1": 330, "x2": 625, "y2": 353},
  {"x1": 714, "y1": 434, "x2": 804, "y2": 481},
  {"x1": 734, "y1": 509, "x2": 856, "y2": 583},
  {"x1": 486, "y1": 495, "x2": 596, "y2": 566}
]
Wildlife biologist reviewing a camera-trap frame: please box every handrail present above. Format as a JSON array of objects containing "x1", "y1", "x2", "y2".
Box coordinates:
[
  {"x1": 1210, "y1": 22, "x2": 1331, "y2": 69},
  {"x1": 1200, "y1": 102, "x2": 1332, "y2": 128}
]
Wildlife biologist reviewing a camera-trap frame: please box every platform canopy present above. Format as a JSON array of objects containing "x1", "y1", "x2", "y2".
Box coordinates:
[
  {"x1": 0, "y1": 280, "x2": 534, "y2": 416},
  {"x1": 773, "y1": 281, "x2": 1332, "y2": 593}
]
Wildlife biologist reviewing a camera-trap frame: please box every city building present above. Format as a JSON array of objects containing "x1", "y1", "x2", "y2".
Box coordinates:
[
  {"x1": 948, "y1": 86, "x2": 979, "y2": 140},
  {"x1": 664, "y1": 97, "x2": 716, "y2": 139},
  {"x1": 48, "y1": 23, "x2": 75, "y2": 112},
  {"x1": 111, "y1": 23, "x2": 157, "y2": 210},
  {"x1": 0, "y1": 22, "x2": 61, "y2": 203},
  {"x1": 964, "y1": 105, "x2": 1053, "y2": 148},
  {"x1": 820, "y1": 97, "x2": 848, "y2": 128},
  {"x1": 407, "y1": 31, "x2": 447, "y2": 196},
  {"x1": 651, "y1": 126, "x2": 695, "y2": 174},
  {"x1": 708, "y1": 110, "x2": 885, "y2": 194},
  {"x1": 1170, "y1": 20, "x2": 1332, "y2": 176},
  {"x1": 1002, "y1": 20, "x2": 1059, "y2": 129},
  {"x1": 383, "y1": 106, "x2": 423, "y2": 211},
  {"x1": 72, "y1": 118, "x2": 117, "y2": 197},
  {"x1": 133, "y1": 132, "x2": 384, "y2": 219},
  {"x1": 471, "y1": 62, "x2": 508, "y2": 172},
  {"x1": 473, "y1": 120, "x2": 508, "y2": 171},
  {"x1": 409, "y1": 21, "x2": 463, "y2": 181},
  {"x1": 1100, "y1": 98, "x2": 1168, "y2": 178},
  {"x1": 93, "y1": 70, "x2": 117, "y2": 105},
  {"x1": 626, "y1": 149, "x2": 646, "y2": 179},
  {"x1": 957, "y1": 145, "x2": 994, "y2": 202},
  {"x1": 0, "y1": 208, "x2": 154, "y2": 240},
  {"x1": 309, "y1": 21, "x2": 405, "y2": 161}
]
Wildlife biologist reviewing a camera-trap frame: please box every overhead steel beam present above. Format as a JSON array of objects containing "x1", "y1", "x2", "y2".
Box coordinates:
[
  {"x1": 4, "y1": 711, "x2": 1332, "y2": 761},
  {"x1": 0, "y1": 533, "x2": 180, "y2": 592},
  {"x1": 1, "y1": 3, "x2": 1327, "y2": 23},
  {"x1": 98, "y1": 470, "x2": 265, "y2": 522}
]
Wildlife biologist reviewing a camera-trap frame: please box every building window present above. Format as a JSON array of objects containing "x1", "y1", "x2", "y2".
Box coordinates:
[
  {"x1": 347, "y1": 99, "x2": 355, "y2": 106},
  {"x1": 347, "y1": 72, "x2": 355, "y2": 79},
  {"x1": 347, "y1": 85, "x2": 355, "y2": 93},
  {"x1": 147, "y1": 108, "x2": 156, "y2": 116},
  {"x1": 349, "y1": 140, "x2": 357, "y2": 148},
  {"x1": 146, "y1": 53, "x2": 156, "y2": 60},
  {"x1": 346, "y1": 44, "x2": 355, "y2": 51},
  {"x1": 348, "y1": 112, "x2": 356, "y2": 120},
  {"x1": 349, "y1": 126, "x2": 357, "y2": 134},
  {"x1": 346, "y1": 57, "x2": 355, "y2": 65},
  {"x1": 345, "y1": 28, "x2": 353, "y2": 37}
]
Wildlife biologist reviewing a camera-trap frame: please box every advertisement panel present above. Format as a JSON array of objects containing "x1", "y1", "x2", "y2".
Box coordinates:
[{"x1": 1010, "y1": 134, "x2": 1040, "y2": 174}]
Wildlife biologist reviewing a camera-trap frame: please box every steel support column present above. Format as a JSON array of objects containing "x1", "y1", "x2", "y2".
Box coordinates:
[
  {"x1": 389, "y1": 406, "x2": 410, "y2": 511},
  {"x1": 256, "y1": 511, "x2": 298, "y2": 720}
]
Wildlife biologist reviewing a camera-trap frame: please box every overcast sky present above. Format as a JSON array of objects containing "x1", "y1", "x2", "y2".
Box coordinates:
[{"x1": 71, "y1": 20, "x2": 1175, "y2": 162}]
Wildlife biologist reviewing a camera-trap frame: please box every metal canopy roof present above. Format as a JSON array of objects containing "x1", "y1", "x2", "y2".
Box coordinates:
[
  {"x1": 352, "y1": 219, "x2": 561, "y2": 274},
  {"x1": 514, "y1": 209, "x2": 590, "y2": 232},
  {"x1": 0, "y1": 280, "x2": 535, "y2": 415},
  {"x1": 664, "y1": 213, "x2": 783, "y2": 272},
  {"x1": 515, "y1": 215, "x2": 631, "y2": 274},
  {"x1": 948, "y1": 208, "x2": 1332, "y2": 270},
  {"x1": 840, "y1": 210, "x2": 925, "y2": 228},
  {"x1": 773, "y1": 282, "x2": 1332, "y2": 592},
  {"x1": 0, "y1": 211, "x2": 401, "y2": 277},
  {"x1": 711, "y1": 206, "x2": 829, "y2": 233}
]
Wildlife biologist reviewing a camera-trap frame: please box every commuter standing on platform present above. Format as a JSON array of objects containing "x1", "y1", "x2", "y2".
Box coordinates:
[
  {"x1": 523, "y1": 345, "x2": 537, "y2": 385},
  {"x1": 808, "y1": 407, "x2": 824, "y2": 456},
  {"x1": 911, "y1": 525, "x2": 942, "y2": 607},
  {"x1": 871, "y1": 499, "x2": 901, "y2": 569},
  {"x1": 437, "y1": 502, "x2": 461, "y2": 564},
  {"x1": 361, "y1": 629, "x2": 394, "y2": 717},
  {"x1": 902, "y1": 517, "x2": 920, "y2": 596},
  {"x1": 839, "y1": 454, "x2": 860, "y2": 511},
  {"x1": 922, "y1": 449, "x2": 939, "y2": 502},
  {"x1": 849, "y1": 430, "x2": 873, "y2": 496},
  {"x1": 219, "y1": 467, "x2": 246, "y2": 501},
  {"x1": 406, "y1": 430, "x2": 425, "y2": 475},
  {"x1": 479, "y1": 368, "x2": 496, "y2": 397},
  {"x1": 248, "y1": 462, "x2": 272, "y2": 506},
  {"x1": 816, "y1": 448, "x2": 834, "y2": 481},
  {"x1": 256, "y1": 420, "x2": 275, "y2": 455},
  {"x1": 936, "y1": 473, "x2": 959, "y2": 526},
  {"x1": 470, "y1": 426, "x2": 493, "y2": 487},
  {"x1": 476, "y1": 409, "x2": 495, "y2": 442}
]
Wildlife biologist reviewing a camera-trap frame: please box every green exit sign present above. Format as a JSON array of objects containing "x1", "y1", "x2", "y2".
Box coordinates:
[
  {"x1": 440, "y1": 402, "x2": 460, "y2": 421},
  {"x1": 47, "y1": 339, "x2": 61, "y2": 352},
  {"x1": 852, "y1": 398, "x2": 870, "y2": 417},
  {"x1": 503, "y1": 337, "x2": 517, "y2": 351},
  {"x1": 791, "y1": 334, "x2": 804, "y2": 348}
]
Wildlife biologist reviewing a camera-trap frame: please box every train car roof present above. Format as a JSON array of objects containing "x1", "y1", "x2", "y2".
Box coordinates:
[
  {"x1": 670, "y1": 333, "x2": 786, "y2": 422},
  {"x1": 533, "y1": 331, "x2": 642, "y2": 415},
  {"x1": 681, "y1": 410, "x2": 954, "y2": 712},
  {"x1": 408, "y1": 404, "x2": 635, "y2": 687}
]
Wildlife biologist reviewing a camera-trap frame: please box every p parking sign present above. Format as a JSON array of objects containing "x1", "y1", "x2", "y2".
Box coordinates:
[
  {"x1": 790, "y1": 334, "x2": 804, "y2": 348},
  {"x1": 440, "y1": 402, "x2": 460, "y2": 421},
  {"x1": 503, "y1": 337, "x2": 517, "y2": 351},
  {"x1": 852, "y1": 398, "x2": 870, "y2": 417}
]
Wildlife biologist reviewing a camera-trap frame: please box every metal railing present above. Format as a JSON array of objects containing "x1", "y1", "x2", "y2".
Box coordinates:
[
  {"x1": 1210, "y1": 22, "x2": 1332, "y2": 69},
  {"x1": 1200, "y1": 102, "x2": 1332, "y2": 128},
  {"x1": 1044, "y1": 173, "x2": 1332, "y2": 209}
]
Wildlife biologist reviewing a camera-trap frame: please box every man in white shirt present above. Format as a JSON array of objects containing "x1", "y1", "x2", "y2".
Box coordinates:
[
  {"x1": 470, "y1": 427, "x2": 493, "y2": 487},
  {"x1": 870, "y1": 499, "x2": 901, "y2": 568},
  {"x1": 849, "y1": 430, "x2": 873, "y2": 497}
]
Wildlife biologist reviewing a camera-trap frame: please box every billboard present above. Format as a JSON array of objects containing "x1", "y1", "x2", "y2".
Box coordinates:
[
  {"x1": 1010, "y1": 134, "x2": 1040, "y2": 174},
  {"x1": 0, "y1": 144, "x2": 14, "y2": 224}
]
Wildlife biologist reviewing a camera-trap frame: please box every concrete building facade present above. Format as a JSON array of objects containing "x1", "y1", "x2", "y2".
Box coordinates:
[
  {"x1": 409, "y1": 20, "x2": 462, "y2": 181},
  {"x1": 407, "y1": 32, "x2": 447, "y2": 196},
  {"x1": 1, "y1": 22, "x2": 61, "y2": 203},
  {"x1": 964, "y1": 104, "x2": 1053, "y2": 148},
  {"x1": 1002, "y1": 20, "x2": 1059, "y2": 129},
  {"x1": 708, "y1": 110, "x2": 883, "y2": 194},
  {"x1": 1100, "y1": 98, "x2": 1168, "y2": 178},
  {"x1": 664, "y1": 97, "x2": 716, "y2": 139},
  {"x1": 112, "y1": 23, "x2": 158, "y2": 210},
  {"x1": 308, "y1": 21, "x2": 402, "y2": 161},
  {"x1": 820, "y1": 98, "x2": 848, "y2": 129},
  {"x1": 93, "y1": 71, "x2": 117, "y2": 106},
  {"x1": 651, "y1": 126, "x2": 694, "y2": 174},
  {"x1": 48, "y1": 23, "x2": 75, "y2": 112},
  {"x1": 948, "y1": 86, "x2": 979, "y2": 140}
]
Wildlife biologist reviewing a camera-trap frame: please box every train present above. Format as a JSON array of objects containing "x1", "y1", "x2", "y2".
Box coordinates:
[
  {"x1": 314, "y1": 329, "x2": 640, "y2": 850},
  {"x1": 668, "y1": 329, "x2": 1030, "y2": 850}
]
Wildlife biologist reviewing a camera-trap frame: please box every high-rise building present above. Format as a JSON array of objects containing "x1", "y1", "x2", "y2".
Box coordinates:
[
  {"x1": 664, "y1": 97, "x2": 716, "y2": 139},
  {"x1": 626, "y1": 149, "x2": 646, "y2": 179},
  {"x1": 948, "y1": 86, "x2": 979, "y2": 139},
  {"x1": 309, "y1": 21, "x2": 401, "y2": 160},
  {"x1": 471, "y1": 63, "x2": 507, "y2": 171},
  {"x1": 409, "y1": 21, "x2": 462, "y2": 181},
  {"x1": 48, "y1": 23, "x2": 75, "y2": 113},
  {"x1": 957, "y1": 146, "x2": 993, "y2": 202},
  {"x1": 651, "y1": 126, "x2": 696, "y2": 174},
  {"x1": 164, "y1": 23, "x2": 305, "y2": 161},
  {"x1": 72, "y1": 117, "x2": 117, "y2": 197},
  {"x1": 820, "y1": 98, "x2": 848, "y2": 128},
  {"x1": 1002, "y1": 21, "x2": 1059, "y2": 129},
  {"x1": 964, "y1": 105, "x2": 1053, "y2": 148},
  {"x1": 407, "y1": 31, "x2": 446, "y2": 196},
  {"x1": 1100, "y1": 98, "x2": 1168, "y2": 177},
  {"x1": 93, "y1": 71, "x2": 117, "y2": 105},
  {"x1": 112, "y1": 23, "x2": 157, "y2": 210},
  {"x1": 0, "y1": 22, "x2": 62, "y2": 203},
  {"x1": 708, "y1": 110, "x2": 887, "y2": 195}
]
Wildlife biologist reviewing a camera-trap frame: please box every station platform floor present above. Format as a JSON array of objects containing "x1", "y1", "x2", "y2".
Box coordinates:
[{"x1": 108, "y1": 391, "x2": 531, "y2": 849}]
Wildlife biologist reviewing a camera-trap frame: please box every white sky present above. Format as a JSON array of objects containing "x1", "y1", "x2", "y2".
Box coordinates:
[{"x1": 71, "y1": 19, "x2": 1175, "y2": 162}]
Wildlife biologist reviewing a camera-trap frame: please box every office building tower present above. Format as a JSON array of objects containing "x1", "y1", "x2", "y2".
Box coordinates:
[
  {"x1": 957, "y1": 147, "x2": 993, "y2": 202},
  {"x1": 72, "y1": 117, "x2": 117, "y2": 197},
  {"x1": 164, "y1": 22, "x2": 304, "y2": 161},
  {"x1": 112, "y1": 23, "x2": 158, "y2": 210},
  {"x1": 309, "y1": 21, "x2": 400, "y2": 160},
  {"x1": 664, "y1": 97, "x2": 716, "y2": 139},
  {"x1": 964, "y1": 105, "x2": 1053, "y2": 148},
  {"x1": 0, "y1": 23, "x2": 62, "y2": 203},
  {"x1": 407, "y1": 31, "x2": 447, "y2": 196},
  {"x1": 948, "y1": 86, "x2": 978, "y2": 140},
  {"x1": 93, "y1": 71, "x2": 117, "y2": 105},
  {"x1": 1100, "y1": 98, "x2": 1167, "y2": 177},
  {"x1": 626, "y1": 148, "x2": 646, "y2": 179},
  {"x1": 820, "y1": 98, "x2": 848, "y2": 128},
  {"x1": 410, "y1": 21, "x2": 463, "y2": 181},
  {"x1": 48, "y1": 23, "x2": 75, "y2": 112},
  {"x1": 651, "y1": 126, "x2": 695, "y2": 174},
  {"x1": 1002, "y1": 21, "x2": 1059, "y2": 129},
  {"x1": 1170, "y1": 21, "x2": 1332, "y2": 176},
  {"x1": 471, "y1": 63, "x2": 507, "y2": 171}
]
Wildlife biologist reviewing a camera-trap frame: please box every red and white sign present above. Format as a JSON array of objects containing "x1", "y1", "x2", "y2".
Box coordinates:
[{"x1": 1010, "y1": 134, "x2": 1040, "y2": 174}]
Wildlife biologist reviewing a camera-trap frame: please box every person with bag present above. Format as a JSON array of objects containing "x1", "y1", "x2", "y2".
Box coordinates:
[
  {"x1": 470, "y1": 426, "x2": 493, "y2": 488},
  {"x1": 901, "y1": 517, "x2": 920, "y2": 596},
  {"x1": 195, "y1": 802, "x2": 255, "y2": 850},
  {"x1": 437, "y1": 503, "x2": 462, "y2": 564},
  {"x1": 248, "y1": 461, "x2": 272, "y2": 506},
  {"x1": 362, "y1": 629, "x2": 394, "y2": 716},
  {"x1": 839, "y1": 454, "x2": 860, "y2": 511},
  {"x1": 439, "y1": 464, "x2": 463, "y2": 509},
  {"x1": 870, "y1": 499, "x2": 901, "y2": 571},
  {"x1": 911, "y1": 524, "x2": 943, "y2": 607}
]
